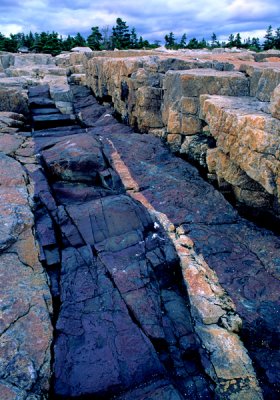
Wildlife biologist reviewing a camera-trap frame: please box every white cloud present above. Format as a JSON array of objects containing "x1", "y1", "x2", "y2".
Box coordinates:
[
  {"x1": 1, "y1": 23, "x2": 23, "y2": 36},
  {"x1": 0, "y1": 0, "x2": 279, "y2": 42}
]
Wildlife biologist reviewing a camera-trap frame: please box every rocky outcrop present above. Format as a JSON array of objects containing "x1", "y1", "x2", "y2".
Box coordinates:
[
  {"x1": 1, "y1": 51, "x2": 280, "y2": 399},
  {"x1": 67, "y1": 50, "x2": 280, "y2": 220},
  {"x1": 0, "y1": 111, "x2": 52, "y2": 398},
  {"x1": 0, "y1": 51, "x2": 73, "y2": 118},
  {"x1": 200, "y1": 95, "x2": 280, "y2": 214},
  {"x1": 23, "y1": 83, "x2": 280, "y2": 399}
]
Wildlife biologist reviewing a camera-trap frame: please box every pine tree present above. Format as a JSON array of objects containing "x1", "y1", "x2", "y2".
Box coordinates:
[
  {"x1": 111, "y1": 18, "x2": 131, "y2": 49},
  {"x1": 4, "y1": 34, "x2": 18, "y2": 52},
  {"x1": 235, "y1": 33, "x2": 242, "y2": 48},
  {"x1": 130, "y1": 27, "x2": 138, "y2": 48},
  {"x1": 74, "y1": 33, "x2": 86, "y2": 47},
  {"x1": 63, "y1": 35, "x2": 76, "y2": 51},
  {"x1": 211, "y1": 33, "x2": 217, "y2": 47},
  {"x1": 251, "y1": 37, "x2": 261, "y2": 51},
  {"x1": 200, "y1": 38, "x2": 208, "y2": 48},
  {"x1": 274, "y1": 27, "x2": 280, "y2": 49},
  {"x1": 165, "y1": 32, "x2": 176, "y2": 48},
  {"x1": 263, "y1": 25, "x2": 274, "y2": 50},
  {"x1": 42, "y1": 32, "x2": 62, "y2": 56},
  {"x1": 187, "y1": 38, "x2": 199, "y2": 49},
  {"x1": 228, "y1": 33, "x2": 235, "y2": 47},
  {"x1": 138, "y1": 36, "x2": 144, "y2": 48},
  {"x1": 180, "y1": 33, "x2": 187, "y2": 48},
  {"x1": 87, "y1": 26, "x2": 102, "y2": 50},
  {"x1": 0, "y1": 33, "x2": 5, "y2": 51}
]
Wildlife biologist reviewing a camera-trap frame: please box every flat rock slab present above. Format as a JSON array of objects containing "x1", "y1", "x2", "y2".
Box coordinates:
[
  {"x1": 41, "y1": 133, "x2": 106, "y2": 182},
  {"x1": 54, "y1": 246, "x2": 165, "y2": 397},
  {"x1": 32, "y1": 107, "x2": 60, "y2": 115}
]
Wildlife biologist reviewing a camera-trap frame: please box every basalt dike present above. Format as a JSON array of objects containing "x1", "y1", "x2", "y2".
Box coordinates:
[{"x1": 4, "y1": 81, "x2": 278, "y2": 399}]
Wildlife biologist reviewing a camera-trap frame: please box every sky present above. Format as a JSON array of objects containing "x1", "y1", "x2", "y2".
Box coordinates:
[{"x1": 0, "y1": 0, "x2": 279, "y2": 43}]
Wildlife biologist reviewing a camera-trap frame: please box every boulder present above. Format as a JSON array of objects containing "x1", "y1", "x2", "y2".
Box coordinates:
[
  {"x1": 71, "y1": 46, "x2": 93, "y2": 53},
  {"x1": 41, "y1": 133, "x2": 107, "y2": 182}
]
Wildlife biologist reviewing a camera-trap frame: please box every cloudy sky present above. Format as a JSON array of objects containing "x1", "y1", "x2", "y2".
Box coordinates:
[{"x1": 0, "y1": 0, "x2": 279, "y2": 43}]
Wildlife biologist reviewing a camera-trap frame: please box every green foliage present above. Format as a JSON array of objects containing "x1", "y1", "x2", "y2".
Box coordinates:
[
  {"x1": 180, "y1": 33, "x2": 187, "y2": 48},
  {"x1": 111, "y1": 18, "x2": 131, "y2": 49},
  {"x1": 263, "y1": 25, "x2": 274, "y2": 50},
  {"x1": 165, "y1": 32, "x2": 176, "y2": 48},
  {"x1": 274, "y1": 27, "x2": 280, "y2": 49},
  {"x1": 1, "y1": 21, "x2": 280, "y2": 55},
  {"x1": 74, "y1": 33, "x2": 86, "y2": 47},
  {"x1": 130, "y1": 27, "x2": 138, "y2": 49},
  {"x1": 87, "y1": 26, "x2": 102, "y2": 50}
]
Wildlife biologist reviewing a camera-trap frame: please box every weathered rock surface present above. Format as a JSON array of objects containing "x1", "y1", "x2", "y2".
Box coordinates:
[
  {"x1": 1, "y1": 51, "x2": 280, "y2": 399},
  {"x1": 270, "y1": 83, "x2": 280, "y2": 119},
  {"x1": 200, "y1": 95, "x2": 280, "y2": 218},
  {"x1": 72, "y1": 51, "x2": 280, "y2": 219},
  {"x1": 27, "y1": 84, "x2": 280, "y2": 399},
  {"x1": 0, "y1": 146, "x2": 52, "y2": 398}
]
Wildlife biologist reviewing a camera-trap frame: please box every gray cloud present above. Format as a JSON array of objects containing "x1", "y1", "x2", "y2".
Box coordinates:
[{"x1": 0, "y1": 0, "x2": 279, "y2": 43}]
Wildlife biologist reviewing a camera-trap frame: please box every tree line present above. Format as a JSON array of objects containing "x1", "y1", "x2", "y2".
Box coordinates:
[
  {"x1": 0, "y1": 19, "x2": 279, "y2": 56},
  {"x1": 165, "y1": 25, "x2": 280, "y2": 51},
  {"x1": 0, "y1": 18, "x2": 157, "y2": 56}
]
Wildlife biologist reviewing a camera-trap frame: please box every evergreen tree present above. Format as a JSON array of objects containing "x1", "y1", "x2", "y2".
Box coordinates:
[
  {"x1": 4, "y1": 34, "x2": 18, "y2": 52},
  {"x1": 274, "y1": 27, "x2": 280, "y2": 49},
  {"x1": 165, "y1": 32, "x2": 176, "y2": 48},
  {"x1": 263, "y1": 25, "x2": 274, "y2": 50},
  {"x1": 228, "y1": 33, "x2": 235, "y2": 47},
  {"x1": 187, "y1": 38, "x2": 199, "y2": 49},
  {"x1": 251, "y1": 37, "x2": 261, "y2": 51},
  {"x1": 63, "y1": 35, "x2": 76, "y2": 51},
  {"x1": 130, "y1": 27, "x2": 138, "y2": 48},
  {"x1": 0, "y1": 33, "x2": 5, "y2": 50},
  {"x1": 138, "y1": 36, "x2": 144, "y2": 48},
  {"x1": 211, "y1": 32, "x2": 217, "y2": 47},
  {"x1": 111, "y1": 18, "x2": 131, "y2": 49},
  {"x1": 235, "y1": 33, "x2": 242, "y2": 48},
  {"x1": 42, "y1": 32, "x2": 62, "y2": 55},
  {"x1": 87, "y1": 26, "x2": 102, "y2": 50},
  {"x1": 200, "y1": 38, "x2": 208, "y2": 48},
  {"x1": 24, "y1": 32, "x2": 35, "y2": 49},
  {"x1": 180, "y1": 33, "x2": 187, "y2": 48},
  {"x1": 74, "y1": 32, "x2": 86, "y2": 47}
]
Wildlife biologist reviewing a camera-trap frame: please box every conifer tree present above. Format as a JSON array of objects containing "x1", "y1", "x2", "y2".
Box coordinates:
[
  {"x1": 263, "y1": 25, "x2": 274, "y2": 50},
  {"x1": 180, "y1": 33, "x2": 187, "y2": 48},
  {"x1": 235, "y1": 33, "x2": 242, "y2": 48},
  {"x1": 74, "y1": 33, "x2": 86, "y2": 47},
  {"x1": 274, "y1": 27, "x2": 280, "y2": 49},
  {"x1": 211, "y1": 33, "x2": 217, "y2": 47},
  {"x1": 87, "y1": 27, "x2": 102, "y2": 50},
  {"x1": 130, "y1": 27, "x2": 138, "y2": 48},
  {"x1": 111, "y1": 18, "x2": 131, "y2": 49}
]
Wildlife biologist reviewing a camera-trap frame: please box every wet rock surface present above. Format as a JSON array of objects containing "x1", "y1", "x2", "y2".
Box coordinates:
[{"x1": 27, "y1": 84, "x2": 278, "y2": 399}]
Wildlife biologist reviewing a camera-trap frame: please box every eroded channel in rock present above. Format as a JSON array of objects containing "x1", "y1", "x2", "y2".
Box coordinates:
[
  {"x1": 30, "y1": 85, "x2": 214, "y2": 399},
  {"x1": 28, "y1": 84, "x2": 279, "y2": 399}
]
